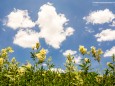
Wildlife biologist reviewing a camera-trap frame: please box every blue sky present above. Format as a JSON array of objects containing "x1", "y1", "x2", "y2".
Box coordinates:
[{"x1": 0, "y1": 0, "x2": 115, "y2": 71}]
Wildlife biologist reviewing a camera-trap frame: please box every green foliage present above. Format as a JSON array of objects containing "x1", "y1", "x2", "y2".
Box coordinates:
[{"x1": 0, "y1": 44, "x2": 114, "y2": 86}]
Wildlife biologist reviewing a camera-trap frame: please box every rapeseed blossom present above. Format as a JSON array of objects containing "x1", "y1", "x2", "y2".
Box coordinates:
[
  {"x1": 7, "y1": 47, "x2": 14, "y2": 53},
  {"x1": 79, "y1": 45, "x2": 87, "y2": 55},
  {"x1": 18, "y1": 67, "x2": 25, "y2": 75},
  {"x1": 97, "y1": 49, "x2": 103, "y2": 55},
  {"x1": 91, "y1": 46, "x2": 96, "y2": 54},
  {"x1": 36, "y1": 48, "x2": 46, "y2": 63},
  {"x1": 84, "y1": 58, "x2": 90, "y2": 63},
  {"x1": 11, "y1": 57, "x2": 16, "y2": 63},
  {"x1": 0, "y1": 58, "x2": 4, "y2": 66},
  {"x1": 26, "y1": 62, "x2": 32, "y2": 69},
  {"x1": 40, "y1": 48, "x2": 47, "y2": 55}
]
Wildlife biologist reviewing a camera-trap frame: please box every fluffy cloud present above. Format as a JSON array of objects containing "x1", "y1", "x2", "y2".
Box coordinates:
[
  {"x1": 65, "y1": 27, "x2": 75, "y2": 36},
  {"x1": 85, "y1": 27, "x2": 94, "y2": 33},
  {"x1": 74, "y1": 56, "x2": 82, "y2": 64},
  {"x1": 63, "y1": 50, "x2": 81, "y2": 64},
  {"x1": 110, "y1": 21, "x2": 115, "y2": 26},
  {"x1": 83, "y1": 9, "x2": 115, "y2": 24},
  {"x1": 63, "y1": 50, "x2": 77, "y2": 56},
  {"x1": 36, "y1": 3, "x2": 74, "y2": 49},
  {"x1": 5, "y1": 9, "x2": 35, "y2": 30},
  {"x1": 104, "y1": 46, "x2": 115, "y2": 57},
  {"x1": 13, "y1": 29, "x2": 39, "y2": 48},
  {"x1": 95, "y1": 29, "x2": 115, "y2": 42}
]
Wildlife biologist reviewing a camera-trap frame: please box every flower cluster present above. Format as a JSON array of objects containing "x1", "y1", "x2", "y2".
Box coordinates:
[
  {"x1": 0, "y1": 44, "x2": 114, "y2": 86},
  {"x1": 25, "y1": 62, "x2": 32, "y2": 69},
  {"x1": 17, "y1": 67, "x2": 25, "y2": 75},
  {"x1": 0, "y1": 47, "x2": 14, "y2": 58},
  {"x1": 0, "y1": 47, "x2": 14, "y2": 67},
  {"x1": 0, "y1": 58, "x2": 4, "y2": 66},
  {"x1": 91, "y1": 46, "x2": 103, "y2": 62},
  {"x1": 79, "y1": 45, "x2": 87, "y2": 55},
  {"x1": 84, "y1": 58, "x2": 90, "y2": 63},
  {"x1": 36, "y1": 48, "x2": 46, "y2": 63}
]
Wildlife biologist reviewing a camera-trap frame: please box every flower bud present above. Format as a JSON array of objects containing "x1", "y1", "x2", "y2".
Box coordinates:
[
  {"x1": 84, "y1": 58, "x2": 90, "y2": 63},
  {"x1": 36, "y1": 43, "x2": 40, "y2": 49},
  {"x1": 11, "y1": 57, "x2": 16, "y2": 63}
]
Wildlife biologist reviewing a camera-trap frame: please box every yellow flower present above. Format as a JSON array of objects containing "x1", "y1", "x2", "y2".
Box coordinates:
[
  {"x1": 1, "y1": 48, "x2": 7, "y2": 53},
  {"x1": 96, "y1": 75, "x2": 103, "y2": 83},
  {"x1": 84, "y1": 58, "x2": 90, "y2": 63},
  {"x1": 58, "y1": 74, "x2": 61, "y2": 77},
  {"x1": 11, "y1": 57, "x2": 16, "y2": 63},
  {"x1": 0, "y1": 58, "x2": 4, "y2": 66},
  {"x1": 67, "y1": 54, "x2": 72, "y2": 62},
  {"x1": 40, "y1": 48, "x2": 46, "y2": 55},
  {"x1": 75, "y1": 74, "x2": 83, "y2": 84},
  {"x1": 91, "y1": 46, "x2": 96, "y2": 54},
  {"x1": 97, "y1": 49, "x2": 103, "y2": 55},
  {"x1": 79, "y1": 45, "x2": 87, "y2": 55},
  {"x1": 36, "y1": 53, "x2": 42, "y2": 59},
  {"x1": 7, "y1": 47, "x2": 14, "y2": 53},
  {"x1": 1, "y1": 47, "x2": 13, "y2": 58},
  {"x1": 79, "y1": 45, "x2": 84, "y2": 51},
  {"x1": 26, "y1": 62, "x2": 32, "y2": 69},
  {"x1": 36, "y1": 53, "x2": 46, "y2": 63},
  {"x1": 1, "y1": 52, "x2": 7, "y2": 57},
  {"x1": 18, "y1": 67, "x2": 25, "y2": 75}
]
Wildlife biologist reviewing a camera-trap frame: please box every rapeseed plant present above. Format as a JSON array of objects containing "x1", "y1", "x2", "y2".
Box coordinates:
[{"x1": 0, "y1": 43, "x2": 114, "y2": 86}]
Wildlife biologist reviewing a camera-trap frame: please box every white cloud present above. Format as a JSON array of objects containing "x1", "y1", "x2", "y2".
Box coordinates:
[
  {"x1": 5, "y1": 9, "x2": 35, "y2": 30},
  {"x1": 85, "y1": 27, "x2": 94, "y2": 33},
  {"x1": 63, "y1": 50, "x2": 77, "y2": 56},
  {"x1": 104, "y1": 46, "x2": 115, "y2": 57},
  {"x1": 42, "y1": 63, "x2": 47, "y2": 67},
  {"x1": 65, "y1": 27, "x2": 75, "y2": 36},
  {"x1": 13, "y1": 29, "x2": 39, "y2": 48},
  {"x1": 74, "y1": 56, "x2": 82, "y2": 64},
  {"x1": 36, "y1": 3, "x2": 74, "y2": 49},
  {"x1": 95, "y1": 29, "x2": 115, "y2": 42},
  {"x1": 83, "y1": 9, "x2": 115, "y2": 24},
  {"x1": 110, "y1": 21, "x2": 115, "y2": 27}
]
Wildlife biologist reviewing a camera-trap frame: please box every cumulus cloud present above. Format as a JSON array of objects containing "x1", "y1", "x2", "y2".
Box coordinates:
[
  {"x1": 63, "y1": 50, "x2": 77, "y2": 56},
  {"x1": 83, "y1": 9, "x2": 115, "y2": 24},
  {"x1": 5, "y1": 9, "x2": 35, "y2": 30},
  {"x1": 74, "y1": 56, "x2": 82, "y2": 64},
  {"x1": 95, "y1": 29, "x2": 115, "y2": 42},
  {"x1": 85, "y1": 27, "x2": 94, "y2": 33},
  {"x1": 104, "y1": 46, "x2": 115, "y2": 57},
  {"x1": 110, "y1": 21, "x2": 115, "y2": 27},
  {"x1": 36, "y1": 3, "x2": 74, "y2": 49},
  {"x1": 65, "y1": 27, "x2": 75, "y2": 36},
  {"x1": 63, "y1": 50, "x2": 81, "y2": 64},
  {"x1": 13, "y1": 29, "x2": 39, "y2": 48}
]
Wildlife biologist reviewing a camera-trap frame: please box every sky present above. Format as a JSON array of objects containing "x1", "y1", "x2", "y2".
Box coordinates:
[{"x1": 0, "y1": 0, "x2": 115, "y2": 71}]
